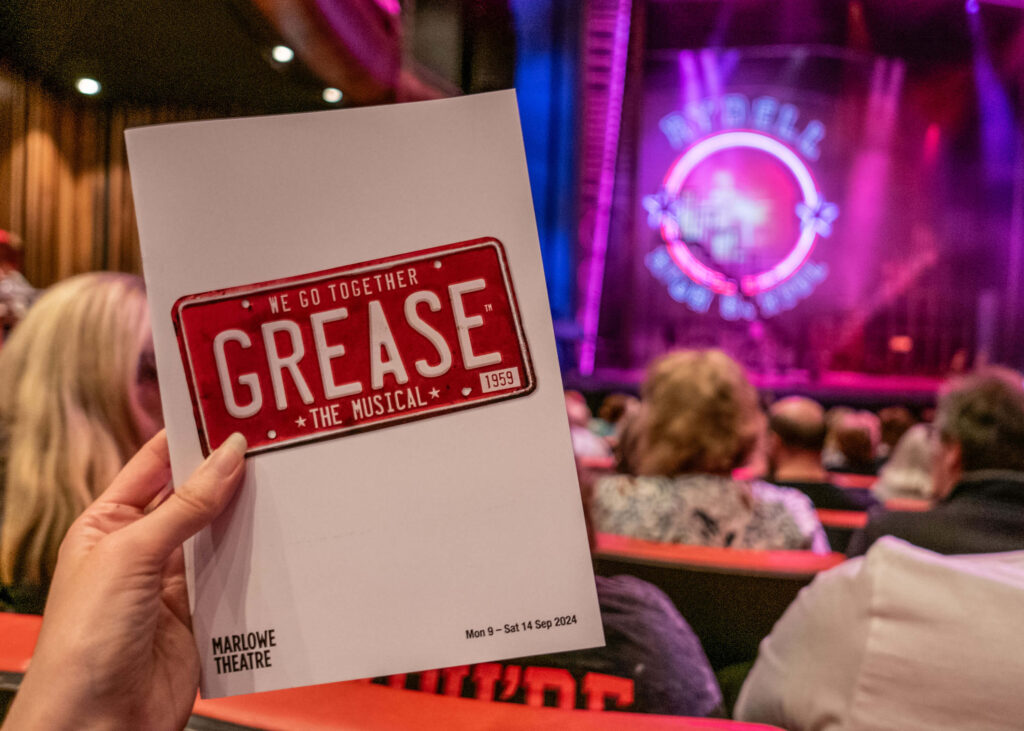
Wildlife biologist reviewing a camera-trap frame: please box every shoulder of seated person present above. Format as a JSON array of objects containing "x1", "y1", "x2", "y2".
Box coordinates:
[
  {"x1": 598, "y1": 573, "x2": 673, "y2": 607},
  {"x1": 751, "y1": 479, "x2": 815, "y2": 502},
  {"x1": 822, "y1": 537, "x2": 963, "y2": 588},
  {"x1": 862, "y1": 535, "x2": 1024, "y2": 574},
  {"x1": 595, "y1": 473, "x2": 635, "y2": 490},
  {"x1": 866, "y1": 503, "x2": 927, "y2": 524},
  {"x1": 856, "y1": 509, "x2": 919, "y2": 545},
  {"x1": 863, "y1": 535, "x2": 925, "y2": 561}
]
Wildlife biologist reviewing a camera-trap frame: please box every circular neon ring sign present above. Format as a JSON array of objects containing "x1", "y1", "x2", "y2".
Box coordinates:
[{"x1": 659, "y1": 130, "x2": 822, "y2": 297}]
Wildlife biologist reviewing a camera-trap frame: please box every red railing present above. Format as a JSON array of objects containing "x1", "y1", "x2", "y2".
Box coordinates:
[{"x1": 594, "y1": 532, "x2": 845, "y2": 578}]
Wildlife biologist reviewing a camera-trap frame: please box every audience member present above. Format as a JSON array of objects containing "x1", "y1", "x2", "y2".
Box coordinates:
[
  {"x1": 830, "y1": 410, "x2": 881, "y2": 475},
  {"x1": 3, "y1": 431, "x2": 247, "y2": 730},
  {"x1": 596, "y1": 392, "x2": 638, "y2": 428},
  {"x1": 0, "y1": 273, "x2": 160, "y2": 613},
  {"x1": 591, "y1": 392, "x2": 640, "y2": 449},
  {"x1": 877, "y1": 405, "x2": 916, "y2": 461},
  {"x1": 767, "y1": 396, "x2": 879, "y2": 511},
  {"x1": 735, "y1": 537, "x2": 1024, "y2": 730},
  {"x1": 565, "y1": 390, "x2": 612, "y2": 459},
  {"x1": 612, "y1": 406, "x2": 644, "y2": 475},
  {"x1": 848, "y1": 368, "x2": 1024, "y2": 556},
  {"x1": 734, "y1": 416, "x2": 771, "y2": 482},
  {"x1": 592, "y1": 350, "x2": 828, "y2": 552},
  {"x1": 0, "y1": 229, "x2": 35, "y2": 341},
  {"x1": 820, "y1": 406, "x2": 853, "y2": 471},
  {"x1": 873, "y1": 423, "x2": 937, "y2": 502}
]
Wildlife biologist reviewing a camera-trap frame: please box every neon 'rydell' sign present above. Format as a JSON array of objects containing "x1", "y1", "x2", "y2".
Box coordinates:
[{"x1": 644, "y1": 96, "x2": 837, "y2": 320}]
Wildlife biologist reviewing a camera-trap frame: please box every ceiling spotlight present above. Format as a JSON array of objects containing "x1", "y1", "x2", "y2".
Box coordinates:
[
  {"x1": 965, "y1": 0, "x2": 980, "y2": 13},
  {"x1": 75, "y1": 77, "x2": 101, "y2": 95},
  {"x1": 322, "y1": 87, "x2": 343, "y2": 104},
  {"x1": 271, "y1": 45, "x2": 295, "y2": 63}
]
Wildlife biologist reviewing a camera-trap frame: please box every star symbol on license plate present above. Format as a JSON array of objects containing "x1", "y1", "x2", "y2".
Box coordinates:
[
  {"x1": 429, "y1": 388, "x2": 440, "y2": 399},
  {"x1": 295, "y1": 415, "x2": 307, "y2": 427}
]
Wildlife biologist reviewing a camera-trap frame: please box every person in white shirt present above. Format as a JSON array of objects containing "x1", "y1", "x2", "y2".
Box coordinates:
[{"x1": 735, "y1": 536, "x2": 1024, "y2": 730}]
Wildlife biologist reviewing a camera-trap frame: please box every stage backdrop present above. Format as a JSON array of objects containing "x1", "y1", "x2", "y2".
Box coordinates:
[{"x1": 590, "y1": 42, "x2": 1022, "y2": 379}]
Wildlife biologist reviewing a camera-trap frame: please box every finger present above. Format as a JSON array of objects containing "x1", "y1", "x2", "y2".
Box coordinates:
[
  {"x1": 161, "y1": 546, "x2": 192, "y2": 629},
  {"x1": 96, "y1": 430, "x2": 173, "y2": 509},
  {"x1": 120, "y1": 432, "x2": 247, "y2": 562},
  {"x1": 145, "y1": 483, "x2": 175, "y2": 514}
]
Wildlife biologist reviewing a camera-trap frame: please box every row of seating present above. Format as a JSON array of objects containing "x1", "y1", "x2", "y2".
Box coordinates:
[
  {"x1": 0, "y1": 500, "x2": 927, "y2": 727},
  {"x1": 815, "y1": 500, "x2": 929, "y2": 551},
  {"x1": 0, "y1": 612, "x2": 779, "y2": 730},
  {"x1": 589, "y1": 499, "x2": 932, "y2": 707},
  {"x1": 590, "y1": 507, "x2": 927, "y2": 671},
  {"x1": 592, "y1": 533, "x2": 843, "y2": 671}
]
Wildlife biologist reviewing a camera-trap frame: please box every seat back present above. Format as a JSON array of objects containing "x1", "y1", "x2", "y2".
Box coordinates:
[
  {"x1": 883, "y1": 497, "x2": 932, "y2": 511},
  {"x1": 592, "y1": 533, "x2": 844, "y2": 670},
  {"x1": 0, "y1": 612, "x2": 42, "y2": 720},
  {"x1": 579, "y1": 455, "x2": 615, "y2": 472},
  {"x1": 828, "y1": 472, "x2": 877, "y2": 490},
  {"x1": 815, "y1": 509, "x2": 868, "y2": 553}
]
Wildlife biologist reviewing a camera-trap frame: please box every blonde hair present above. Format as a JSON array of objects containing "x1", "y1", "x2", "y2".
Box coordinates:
[
  {"x1": 0, "y1": 272, "x2": 151, "y2": 587},
  {"x1": 637, "y1": 349, "x2": 763, "y2": 476}
]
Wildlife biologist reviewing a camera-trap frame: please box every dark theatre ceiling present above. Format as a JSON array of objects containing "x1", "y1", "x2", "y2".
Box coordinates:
[
  {"x1": 0, "y1": 0, "x2": 1020, "y2": 110},
  {"x1": 0, "y1": 0, "x2": 516, "y2": 112}
]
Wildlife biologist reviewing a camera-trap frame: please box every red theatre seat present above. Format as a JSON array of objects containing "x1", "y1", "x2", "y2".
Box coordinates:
[
  {"x1": 884, "y1": 497, "x2": 933, "y2": 512},
  {"x1": 579, "y1": 455, "x2": 615, "y2": 472},
  {"x1": 0, "y1": 613, "x2": 781, "y2": 730},
  {"x1": 828, "y1": 472, "x2": 878, "y2": 490},
  {"x1": 815, "y1": 509, "x2": 868, "y2": 553},
  {"x1": 592, "y1": 533, "x2": 844, "y2": 670},
  {"x1": 816, "y1": 502, "x2": 934, "y2": 553},
  {"x1": 815, "y1": 509, "x2": 869, "y2": 530},
  {"x1": 0, "y1": 613, "x2": 41, "y2": 674}
]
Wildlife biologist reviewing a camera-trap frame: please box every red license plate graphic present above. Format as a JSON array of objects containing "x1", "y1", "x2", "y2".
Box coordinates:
[{"x1": 173, "y1": 238, "x2": 535, "y2": 456}]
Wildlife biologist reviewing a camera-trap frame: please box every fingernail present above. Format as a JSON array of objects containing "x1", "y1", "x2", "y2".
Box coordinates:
[{"x1": 206, "y1": 432, "x2": 247, "y2": 476}]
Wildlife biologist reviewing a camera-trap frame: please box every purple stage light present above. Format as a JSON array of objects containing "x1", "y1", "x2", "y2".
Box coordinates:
[
  {"x1": 578, "y1": 0, "x2": 633, "y2": 377},
  {"x1": 968, "y1": 0, "x2": 1017, "y2": 184},
  {"x1": 657, "y1": 130, "x2": 827, "y2": 297},
  {"x1": 838, "y1": 57, "x2": 903, "y2": 309}
]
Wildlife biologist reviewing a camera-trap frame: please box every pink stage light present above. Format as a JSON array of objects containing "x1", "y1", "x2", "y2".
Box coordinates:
[
  {"x1": 923, "y1": 123, "x2": 941, "y2": 166},
  {"x1": 659, "y1": 130, "x2": 824, "y2": 297}
]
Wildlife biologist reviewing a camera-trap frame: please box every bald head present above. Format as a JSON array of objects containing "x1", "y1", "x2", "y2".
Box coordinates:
[{"x1": 769, "y1": 396, "x2": 827, "y2": 453}]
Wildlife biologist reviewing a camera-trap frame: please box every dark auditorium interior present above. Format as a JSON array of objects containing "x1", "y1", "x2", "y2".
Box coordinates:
[{"x1": 2, "y1": 1, "x2": 1024, "y2": 729}]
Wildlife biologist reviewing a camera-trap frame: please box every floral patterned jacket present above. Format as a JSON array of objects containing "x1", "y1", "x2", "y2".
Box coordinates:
[{"x1": 592, "y1": 473, "x2": 830, "y2": 554}]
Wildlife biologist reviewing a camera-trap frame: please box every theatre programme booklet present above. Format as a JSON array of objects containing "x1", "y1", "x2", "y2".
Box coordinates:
[{"x1": 125, "y1": 91, "x2": 603, "y2": 699}]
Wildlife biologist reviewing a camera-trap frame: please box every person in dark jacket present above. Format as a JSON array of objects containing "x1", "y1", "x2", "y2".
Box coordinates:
[
  {"x1": 848, "y1": 367, "x2": 1024, "y2": 556},
  {"x1": 767, "y1": 396, "x2": 878, "y2": 511}
]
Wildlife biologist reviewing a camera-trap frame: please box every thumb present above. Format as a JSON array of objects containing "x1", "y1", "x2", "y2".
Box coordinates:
[{"x1": 123, "y1": 433, "x2": 248, "y2": 562}]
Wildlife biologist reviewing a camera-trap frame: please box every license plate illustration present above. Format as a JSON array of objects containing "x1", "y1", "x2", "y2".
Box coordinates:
[{"x1": 173, "y1": 238, "x2": 536, "y2": 456}]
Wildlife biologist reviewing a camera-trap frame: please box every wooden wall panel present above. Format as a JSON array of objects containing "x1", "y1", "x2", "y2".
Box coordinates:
[
  {"x1": 23, "y1": 84, "x2": 58, "y2": 285},
  {"x1": 0, "y1": 71, "x2": 27, "y2": 240},
  {"x1": 106, "y1": 107, "x2": 136, "y2": 275},
  {"x1": 0, "y1": 65, "x2": 237, "y2": 289}
]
